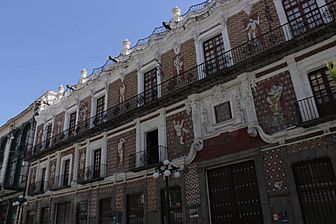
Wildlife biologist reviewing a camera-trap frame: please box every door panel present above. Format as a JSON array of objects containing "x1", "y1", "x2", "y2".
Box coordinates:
[{"x1": 207, "y1": 161, "x2": 264, "y2": 224}]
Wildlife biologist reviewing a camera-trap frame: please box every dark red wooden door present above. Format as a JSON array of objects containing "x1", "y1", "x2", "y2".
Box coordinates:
[
  {"x1": 207, "y1": 160, "x2": 264, "y2": 224},
  {"x1": 144, "y1": 68, "x2": 157, "y2": 103}
]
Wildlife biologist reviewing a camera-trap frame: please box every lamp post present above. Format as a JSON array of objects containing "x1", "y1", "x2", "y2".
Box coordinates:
[
  {"x1": 153, "y1": 160, "x2": 180, "y2": 224},
  {"x1": 12, "y1": 195, "x2": 28, "y2": 224}
]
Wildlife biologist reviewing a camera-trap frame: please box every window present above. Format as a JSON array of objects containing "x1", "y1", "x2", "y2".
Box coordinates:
[
  {"x1": 40, "y1": 167, "x2": 47, "y2": 192},
  {"x1": 308, "y1": 68, "x2": 336, "y2": 117},
  {"x1": 45, "y1": 124, "x2": 52, "y2": 147},
  {"x1": 69, "y1": 112, "x2": 77, "y2": 136},
  {"x1": 282, "y1": 0, "x2": 323, "y2": 36},
  {"x1": 99, "y1": 198, "x2": 113, "y2": 224},
  {"x1": 293, "y1": 157, "x2": 336, "y2": 224},
  {"x1": 40, "y1": 207, "x2": 49, "y2": 224},
  {"x1": 96, "y1": 96, "x2": 105, "y2": 124},
  {"x1": 62, "y1": 159, "x2": 71, "y2": 187},
  {"x1": 92, "y1": 149, "x2": 101, "y2": 179},
  {"x1": 76, "y1": 201, "x2": 88, "y2": 224},
  {"x1": 161, "y1": 186, "x2": 183, "y2": 224},
  {"x1": 144, "y1": 68, "x2": 158, "y2": 104},
  {"x1": 146, "y1": 130, "x2": 159, "y2": 166},
  {"x1": 127, "y1": 193, "x2": 144, "y2": 224},
  {"x1": 26, "y1": 210, "x2": 35, "y2": 224},
  {"x1": 214, "y1": 102, "x2": 232, "y2": 123},
  {"x1": 203, "y1": 34, "x2": 226, "y2": 75},
  {"x1": 55, "y1": 202, "x2": 72, "y2": 224}
]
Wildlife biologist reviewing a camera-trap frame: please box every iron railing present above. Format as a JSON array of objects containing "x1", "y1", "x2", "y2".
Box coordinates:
[
  {"x1": 296, "y1": 96, "x2": 336, "y2": 125},
  {"x1": 129, "y1": 145, "x2": 168, "y2": 171},
  {"x1": 27, "y1": 181, "x2": 48, "y2": 196},
  {"x1": 28, "y1": 2, "x2": 336, "y2": 159},
  {"x1": 77, "y1": 164, "x2": 106, "y2": 184},
  {"x1": 48, "y1": 174, "x2": 72, "y2": 191}
]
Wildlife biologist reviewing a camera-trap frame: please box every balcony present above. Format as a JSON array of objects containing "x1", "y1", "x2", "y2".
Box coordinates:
[
  {"x1": 3, "y1": 175, "x2": 26, "y2": 191},
  {"x1": 26, "y1": 2, "x2": 336, "y2": 160},
  {"x1": 296, "y1": 96, "x2": 336, "y2": 126},
  {"x1": 129, "y1": 145, "x2": 168, "y2": 172},
  {"x1": 48, "y1": 174, "x2": 72, "y2": 191},
  {"x1": 27, "y1": 181, "x2": 48, "y2": 196},
  {"x1": 77, "y1": 164, "x2": 106, "y2": 184}
]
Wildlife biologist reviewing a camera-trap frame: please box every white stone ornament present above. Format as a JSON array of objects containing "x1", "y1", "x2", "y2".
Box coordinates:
[
  {"x1": 173, "y1": 120, "x2": 189, "y2": 145},
  {"x1": 117, "y1": 138, "x2": 125, "y2": 164},
  {"x1": 172, "y1": 7, "x2": 182, "y2": 22},
  {"x1": 122, "y1": 39, "x2": 131, "y2": 56},
  {"x1": 267, "y1": 85, "x2": 284, "y2": 121},
  {"x1": 119, "y1": 78, "x2": 126, "y2": 103},
  {"x1": 244, "y1": 16, "x2": 260, "y2": 41},
  {"x1": 243, "y1": 1, "x2": 254, "y2": 15},
  {"x1": 79, "y1": 68, "x2": 87, "y2": 84}
]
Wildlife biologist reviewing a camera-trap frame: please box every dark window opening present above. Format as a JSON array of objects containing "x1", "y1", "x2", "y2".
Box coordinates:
[
  {"x1": 69, "y1": 112, "x2": 77, "y2": 136},
  {"x1": 55, "y1": 202, "x2": 71, "y2": 224},
  {"x1": 214, "y1": 102, "x2": 232, "y2": 123},
  {"x1": 93, "y1": 149, "x2": 101, "y2": 179},
  {"x1": 127, "y1": 193, "x2": 144, "y2": 224},
  {"x1": 62, "y1": 159, "x2": 70, "y2": 187},
  {"x1": 161, "y1": 186, "x2": 183, "y2": 224},
  {"x1": 293, "y1": 157, "x2": 336, "y2": 224},
  {"x1": 146, "y1": 129, "x2": 159, "y2": 166},
  {"x1": 76, "y1": 201, "x2": 88, "y2": 224},
  {"x1": 40, "y1": 207, "x2": 49, "y2": 224}
]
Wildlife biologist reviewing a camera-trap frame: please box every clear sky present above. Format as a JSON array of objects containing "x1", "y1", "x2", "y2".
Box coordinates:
[{"x1": 0, "y1": 0, "x2": 204, "y2": 126}]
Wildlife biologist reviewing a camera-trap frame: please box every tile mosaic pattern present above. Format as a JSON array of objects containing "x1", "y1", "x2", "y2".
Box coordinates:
[
  {"x1": 252, "y1": 71, "x2": 298, "y2": 134},
  {"x1": 184, "y1": 164, "x2": 201, "y2": 206},
  {"x1": 166, "y1": 110, "x2": 194, "y2": 160}
]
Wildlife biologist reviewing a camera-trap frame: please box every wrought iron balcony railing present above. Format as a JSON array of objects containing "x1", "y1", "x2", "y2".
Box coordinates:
[
  {"x1": 27, "y1": 1, "x2": 336, "y2": 160},
  {"x1": 77, "y1": 164, "x2": 106, "y2": 184},
  {"x1": 27, "y1": 181, "x2": 48, "y2": 196},
  {"x1": 129, "y1": 145, "x2": 168, "y2": 171},
  {"x1": 48, "y1": 174, "x2": 72, "y2": 191},
  {"x1": 296, "y1": 96, "x2": 336, "y2": 126}
]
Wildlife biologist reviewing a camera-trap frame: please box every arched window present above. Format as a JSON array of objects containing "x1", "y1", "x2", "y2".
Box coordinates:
[{"x1": 282, "y1": 0, "x2": 323, "y2": 36}]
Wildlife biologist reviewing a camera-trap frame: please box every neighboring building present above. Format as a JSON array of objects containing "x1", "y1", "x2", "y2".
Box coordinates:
[
  {"x1": 17, "y1": 0, "x2": 336, "y2": 224},
  {"x1": 0, "y1": 91, "x2": 55, "y2": 224}
]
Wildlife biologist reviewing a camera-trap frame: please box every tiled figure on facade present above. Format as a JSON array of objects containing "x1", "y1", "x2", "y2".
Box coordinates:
[
  {"x1": 267, "y1": 85, "x2": 284, "y2": 122},
  {"x1": 117, "y1": 138, "x2": 125, "y2": 164},
  {"x1": 119, "y1": 79, "x2": 126, "y2": 103},
  {"x1": 174, "y1": 119, "x2": 189, "y2": 146}
]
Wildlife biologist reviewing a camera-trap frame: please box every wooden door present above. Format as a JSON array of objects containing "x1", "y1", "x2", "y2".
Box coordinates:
[
  {"x1": 207, "y1": 161, "x2": 264, "y2": 224},
  {"x1": 203, "y1": 34, "x2": 226, "y2": 76},
  {"x1": 309, "y1": 68, "x2": 336, "y2": 117},
  {"x1": 93, "y1": 149, "x2": 101, "y2": 178},
  {"x1": 144, "y1": 68, "x2": 158, "y2": 104}
]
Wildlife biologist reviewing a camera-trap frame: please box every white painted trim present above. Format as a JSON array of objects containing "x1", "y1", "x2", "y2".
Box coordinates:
[{"x1": 59, "y1": 154, "x2": 72, "y2": 186}]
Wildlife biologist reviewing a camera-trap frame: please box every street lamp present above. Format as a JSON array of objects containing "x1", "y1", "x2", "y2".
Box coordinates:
[
  {"x1": 12, "y1": 195, "x2": 28, "y2": 224},
  {"x1": 152, "y1": 160, "x2": 180, "y2": 224}
]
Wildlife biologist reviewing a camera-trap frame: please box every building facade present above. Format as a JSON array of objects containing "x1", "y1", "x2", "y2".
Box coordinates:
[
  {"x1": 16, "y1": 0, "x2": 336, "y2": 224},
  {"x1": 0, "y1": 91, "x2": 55, "y2": 224}
]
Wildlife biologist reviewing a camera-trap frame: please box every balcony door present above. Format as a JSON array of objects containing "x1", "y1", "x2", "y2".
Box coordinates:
[
  {"x1": 146, "y1": 129, "x2": 159, "y2": 166},
  {"x1": 309, "y1": 68, "x2": 336, "y2": 118},
  {"x1": 62, "y1": 159, "x2": 70, "y2": 186},
  {"x1": 283, "y1": 0, "x2": 323, "y2": 37},
  {"x1": 56, "y1": 202, "x2": 72, "y2": 224},
  {"x1": 69, "y1": 112, "x2": 77, "y2": 137},
  {"x1": 203, "y1": 34, "x2": 226, "y2": 76},
  {"x1": 144, "y1": 68, "x2": 158, "y2": 104},
  {"x1": 93, "y1": 149, "x2": 101, "y2": 179}
]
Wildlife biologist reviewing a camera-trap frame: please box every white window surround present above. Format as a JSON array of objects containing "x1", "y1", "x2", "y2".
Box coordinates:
[
  {"x1": 64, "y1": 106, "x2": 78, "y2": 131},
  {"x1": 59, "y1": 154, "x2": 72, "y2": 186},
  {"x1": 137, "y1": 115, "x2": 167, "y2": 166},
  {"x1": 85, "y1": 139, "x2": 106, "y2": 177},
  {"x1": 91, "y1": 91, "x2": 107, "y2": 118},
  {"x1": 138, "y1": 60, "x2": 162, "y2": 98},
  {"x1": 212, "y1": 100, "x2": 234, "y2": 126}
]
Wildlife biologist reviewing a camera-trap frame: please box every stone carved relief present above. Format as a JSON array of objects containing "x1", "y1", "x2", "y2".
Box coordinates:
[
  {"x1": 174, "y1": 120, "x2": 189, "y2": 145},
  {"x1": 267, "y1": 85, "x2": 284, "y2": 122},
  {"x1": 79, "y1": 101, "x2": 89, "y2": 122},
  {"x1": 201, "y1": 109, "x2": 210, "y2": 136},
  {"x1": 79, "y1": 150, "x2": 86, "y2": 172},
  {"x1": 173, "y1": 43, "x2": 183, "y2": 76},
  {"x1": 117, "y1": 138, "x2": 125, "y2": 164},
  {"x1": 119, "y1": 75, "x2": 126, "y2": 103},
  {"x1": 185, "y1": 99, "x2": 193, "y2": 116},
  {"x1": 244, "y1": 16, "x2": 260, "y2": 41},
  {"x1": 211, "y1": 85, "x2": 225, "y2": 102}
]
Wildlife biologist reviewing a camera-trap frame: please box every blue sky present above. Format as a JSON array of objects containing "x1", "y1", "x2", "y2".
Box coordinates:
[{"x1": 0, "y1": 0, "x2": 203, "y2": 126}]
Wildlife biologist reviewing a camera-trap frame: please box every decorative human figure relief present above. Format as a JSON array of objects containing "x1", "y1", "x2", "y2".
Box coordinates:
[
  {"x1": 267, "y1": 85, "x2": 284, "y2": 121},
  {"x1": 173, "y1": 44, "x2": 183, "y2": 76},
  {"x1": 79, "y1": 150, "x2": 85, "y2": 172},
  {"x1": 201, "y1": 109, "x2": 209, "y2": 136},
  {"x1": 79, "y1": 101, "x2": 89, "y2": 122},
  {"x1": 250, "y1": 79, "x2": 258, "y2": 92},
  {"x1": 119, "y1": 76, "x2": 126, "y2": 103},
  {"x1": 117, "y1": 138, "x2": 125, "y2": 164},
  {"x1": 244, "y1": 16, "x2": 260, "y2": 41},
  {"x1": 173, "y1": 120, "x2": 189, "y2": 145}
]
